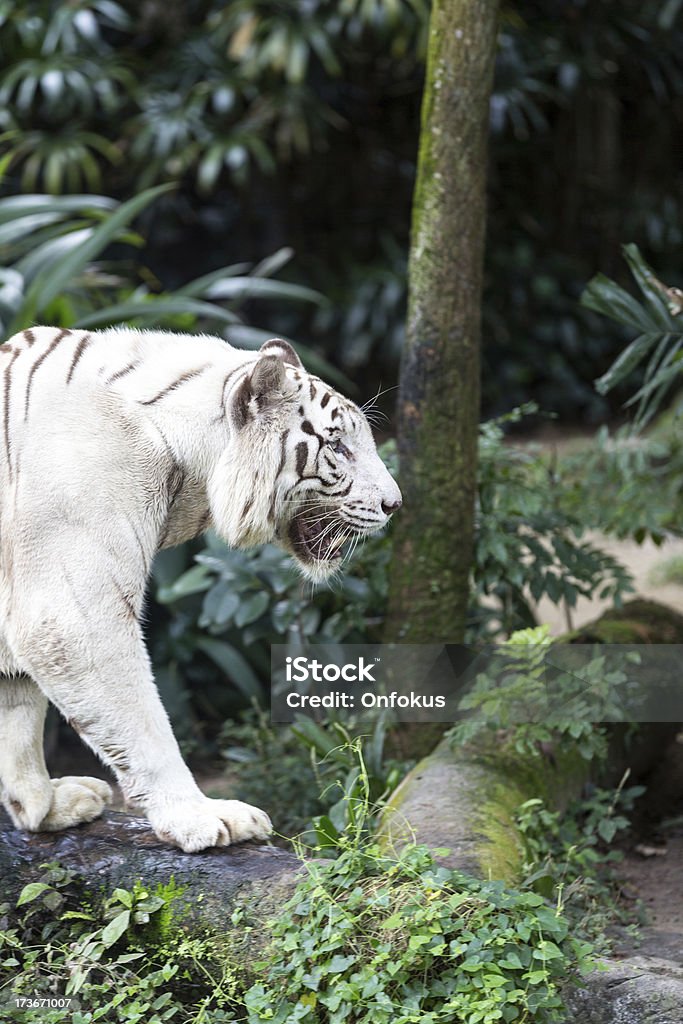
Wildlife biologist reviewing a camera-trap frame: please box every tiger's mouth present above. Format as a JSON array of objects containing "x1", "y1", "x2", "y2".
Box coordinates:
[{"x1": 288, "y1": 508, "x2": 351, "y2": 565}]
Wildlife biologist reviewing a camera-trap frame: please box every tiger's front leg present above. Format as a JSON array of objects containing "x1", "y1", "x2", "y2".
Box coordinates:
[{"x1": 9, "y1": 593, "x2": 271, "y2": 853}]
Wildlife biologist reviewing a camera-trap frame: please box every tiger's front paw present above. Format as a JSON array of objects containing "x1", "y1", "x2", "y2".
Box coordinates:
[
  {"x1": 41, "y1": 776, "x2": 112, "y2": 830},
  {"x1": 148, "y1": 797, "x2": 272, "y2": 853}
]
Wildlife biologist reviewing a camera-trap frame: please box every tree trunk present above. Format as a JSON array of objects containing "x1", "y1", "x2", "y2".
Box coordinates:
[{"x1": 386, "y1": 0, "x2": 499, "y2": 643}]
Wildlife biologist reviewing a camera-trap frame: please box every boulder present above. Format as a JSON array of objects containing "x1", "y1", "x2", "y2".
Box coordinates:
[
  {"x1": 0, "y1": 808, "x2": 301, "y2": 929},
  {"x1": 565, "y1": 955, "x2": 683, "y2": 1024}
]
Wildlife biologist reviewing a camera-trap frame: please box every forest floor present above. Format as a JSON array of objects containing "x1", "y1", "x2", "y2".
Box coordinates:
[{"x1": 615, "y1": 731, "x2": 683, "y2": 965}]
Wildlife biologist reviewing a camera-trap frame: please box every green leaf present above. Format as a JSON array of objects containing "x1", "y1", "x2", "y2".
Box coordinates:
[
  {"x1": 111, "y1": 888, "x2": 133, "y2": 908},
  {"x1": 0, "y1": 149, "x2": 16, "y2": 186},
  {"x1": 597, "y1": 818, "x2": 618, "y2": 843},
  {"x1": 206, "y1": 275, "x2": 325, "y2": 307},
  {"x1": 291, "y1": 717, "x2": 338, "y2": 757},
  {"x1": 16, "y1": 882, "x2": 52, "y2": 906},
  {"x1": 197, "y1": 143, "x2": 225, "y2": 193},
  {"x1": 116, "y1": 952, "x2": 145, "y2": 964},
  {"x1": 0, "y1": 210, "x2": 68, "y2": 245},
  {"x1": 101, "y1": 909, "x2": 130, "y2": 947},
  {"x1": 626, "y1": 340, "x2": 682, "y2": 405},
  {"x1": 581, "y1": 273, "x2": 658, "y2": 333},
  {"x1": 156, "y1": 564, "x2": 212, "y2": 603},
  {"x1": 175, "y1": 262, "x2": 254, "y2": 297},
  {"x1": 193, "y1": 636, "x2": 263, "y2": 700},
  {"x1": 73, "y1": 295, "x2": 241, "y2": 329},
  {"x1": 234, "y1": 591, "x2": 270, "y2": 627},
  {"x1": 313, "y1": 814, "x2": 340, "y2": 848},
  {"x1": 251, "y1": 246, "x2": 294, "y2": 279},
  {"x1": 525, "y1": 969, "x2": 549, "y2": 984},
  {"x1": 202, "y1": 585, "x2": 240, "y2": 626},
  {"x1": 498, "y1": 952, "x2": 524, "y2": 970},
  {"x1": 10, "y1": 182, "x2": 173, "y2": 334},
  {"x1": 61, "y1": 909, "x2": 96, "y2": 922},
  {"x1": 135, "y1": 895, "x2": 165, "y2": 913},
  {"x1": 328, "y1": 954, "x2": 356, "y2": 973},
  {"x1": 594, "y1": 332, "x2": 662, "y2": 395},
  {"x1": 622, "y1": 243, "x2": 675, "y2": 330}
]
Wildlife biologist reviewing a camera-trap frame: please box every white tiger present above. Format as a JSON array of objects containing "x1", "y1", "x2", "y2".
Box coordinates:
[{"x1": 0, "y1": 327, "x2": 401, "y2": 852}]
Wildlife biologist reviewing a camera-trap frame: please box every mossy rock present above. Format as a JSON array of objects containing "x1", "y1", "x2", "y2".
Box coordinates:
[
  {"x1": 566, "y1": 598, "x2": 683, "y2": 645},
  {"x1": 379, "y1": 737, "x2": 588, "y2": 884},
  {"x1": 0, "y1": 808, "x2": 301, "y2": 940}
]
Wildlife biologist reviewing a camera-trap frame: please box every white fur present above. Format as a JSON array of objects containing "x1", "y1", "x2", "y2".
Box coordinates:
[{"x1": 0, "y1": 327, "x2": 400, "y2": 851}]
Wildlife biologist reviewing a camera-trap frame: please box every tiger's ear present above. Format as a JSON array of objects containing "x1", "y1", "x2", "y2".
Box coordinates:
[
  {"x1": 231, "y1": 354, "x2": 294, "y2": 429},
  {"x1": 258, "y1": 337, "x2": 303, "y2": 369}
]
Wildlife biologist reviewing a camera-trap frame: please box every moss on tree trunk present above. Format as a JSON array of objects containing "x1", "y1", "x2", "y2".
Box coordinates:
[{"x1": 385, "y1": 0, "x2": 499, "y2": 643}]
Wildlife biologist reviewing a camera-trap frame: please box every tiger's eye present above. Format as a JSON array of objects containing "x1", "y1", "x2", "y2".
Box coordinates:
[{"x1": 331, "y1": 439, "x2": 350, "y2": 457}]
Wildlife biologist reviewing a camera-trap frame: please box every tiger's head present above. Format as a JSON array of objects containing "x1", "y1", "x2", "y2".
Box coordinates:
[{"x1": 210, "y1": 338, "x2": 402, "y2": 581}]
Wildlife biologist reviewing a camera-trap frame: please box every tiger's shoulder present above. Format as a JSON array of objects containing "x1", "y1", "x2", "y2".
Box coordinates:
[{"x1": 0, "y1": 326, "x2": 401, "y2": 580}]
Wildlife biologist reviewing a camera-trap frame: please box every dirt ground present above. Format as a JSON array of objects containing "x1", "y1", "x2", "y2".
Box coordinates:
[{"x1": 616, "y1": 731, "x2": 683, "y2": 963}]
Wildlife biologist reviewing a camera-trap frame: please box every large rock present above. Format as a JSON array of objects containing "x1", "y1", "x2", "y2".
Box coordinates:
[
  {"x1": 565, "y1": 955, "x2": 683, "y2": 1024},
  {"x1": 568, "y1": 598, "x2": 683, "y2": 645},
  {"x1": 379, "y1": 736, "x2": 588, "y2": 880},
  {"x1": 0, "y1": 808, "x2": 301, "y2": 928}
]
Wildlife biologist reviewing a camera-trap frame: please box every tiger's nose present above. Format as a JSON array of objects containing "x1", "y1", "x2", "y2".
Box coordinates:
[{"x1": 381, "y1": 497, "x2": 402, "y2": 515}]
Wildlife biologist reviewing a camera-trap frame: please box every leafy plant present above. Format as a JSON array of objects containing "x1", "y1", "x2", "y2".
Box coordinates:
[
  {"x1": 582, "y1": 243, "x2": 683, "y2": 427},
  {"x1": 245, "y1": 841, "x2": 591, "y2": 1024},
  {"x1": 220, "y1": 711, "x2": 407, "y2": 840},
  {"x1": 0, "y1": 852, "x2": 591, "y2": 1024},
  {"x1": 0, "y1": 0, "x2": 133, "y2": 193},
  {"x1": 0, "y1": 186, "x2": 325, "y2": 343},
  {"x1": 0, "y1": 870, "x2": 237, "y2": 1023},
  {"x1": 557, "y1": 422, "x2": 683, "y2": 543},
  {"x1": 471, "y1": 407, "x2": 634, "y2": 638},
  {"x1": 516, "y1": 775, "x2": 645, "y2": 946},
  {"x1": 0, "y1": 762, "x2": 594, "y2": 1024},
  {"x1": 0, "y1": 0, "x2": 427, "y2": 194},
  {"x1": 450, "y1": 625, "x2": 642, "y2": 763},
  {"x1": 310, "y1": 234, "x2": 407, "y2": 373}
]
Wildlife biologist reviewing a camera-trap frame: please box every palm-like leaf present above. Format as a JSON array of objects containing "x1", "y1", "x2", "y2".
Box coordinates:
[
  {"x1": 8, "y1": 183, "x2": 173, "y2": 333},
  {"x1": 0, "y1": 186, "x2": 335, "y2": 384},
  {"x1": 582, "y1": 244, "x2": 683, "y2": 427}
]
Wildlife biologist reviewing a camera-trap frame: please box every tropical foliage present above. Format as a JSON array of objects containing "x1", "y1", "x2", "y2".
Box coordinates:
[
  {"x1": 0, "y1": 186, "x2": 326, "y2": 355},
  {"x1": 2, "y1": 0, "x2": 683, "y2": 414},
  {"x1": 583, "y1": 243, "x2": 683, "y2": 428}
]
